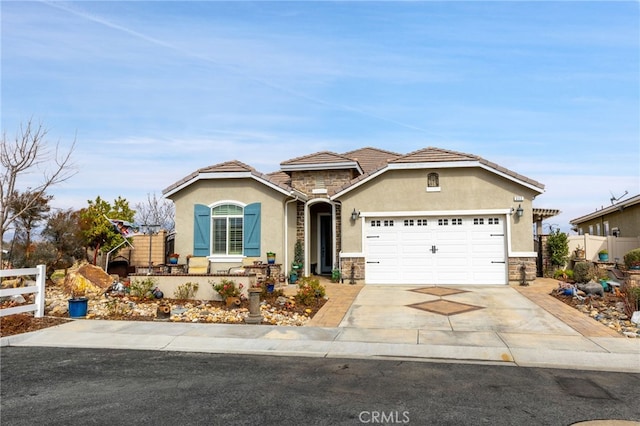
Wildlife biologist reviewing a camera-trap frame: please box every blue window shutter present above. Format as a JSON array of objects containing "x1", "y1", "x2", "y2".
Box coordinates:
[
  {"x1": 243, "y1": 203, "x2": 261, "y2": 257},
  {"x1": 193, "y1": 204, "x2": 210, "y2": 256}
]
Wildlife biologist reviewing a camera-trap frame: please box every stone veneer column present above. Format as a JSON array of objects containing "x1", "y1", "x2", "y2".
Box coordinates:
[{"x1": 508, "y1": 257, "x2": 537, "y2": 286}]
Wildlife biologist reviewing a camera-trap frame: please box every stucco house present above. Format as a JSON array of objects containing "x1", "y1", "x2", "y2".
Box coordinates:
[
  {"x1": 162, "y1": 147, "x2": 545, "y2": 285},
  {"x1": 570, "y1": 194, "x2": 640, "y2": 238}
]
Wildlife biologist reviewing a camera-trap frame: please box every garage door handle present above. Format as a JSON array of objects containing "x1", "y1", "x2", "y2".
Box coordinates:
[
  {"x1": 366, "y1": 261, "x2": 380, "y2": 264},
  {"x1": 366, "y1": 236, "x2": 380, "y2": 239},
  {"x1": 491, "y1": 261, "x2": 506, "y2": 264},
  {"x1": 490, "y1": 234, "x2": 504, "y2": 237}
]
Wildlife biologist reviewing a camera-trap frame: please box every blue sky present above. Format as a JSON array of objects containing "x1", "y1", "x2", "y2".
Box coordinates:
[{"x1": 2, "y1": 1, "x2": 638, "y2": 232}]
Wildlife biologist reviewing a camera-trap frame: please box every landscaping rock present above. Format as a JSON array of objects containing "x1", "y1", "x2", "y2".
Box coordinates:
[{"x1": 63, "y1": 264, "x2": 113, "y2": 297}]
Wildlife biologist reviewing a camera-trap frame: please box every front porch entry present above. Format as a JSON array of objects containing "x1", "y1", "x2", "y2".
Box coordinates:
[{"x1": 307, "y1": 201, "x2": 335, "y2": 276}]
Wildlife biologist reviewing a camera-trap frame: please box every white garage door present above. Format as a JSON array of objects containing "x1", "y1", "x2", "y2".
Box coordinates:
[{"x1": 365, "y1": 215, "x2": 506, "y2": 285}]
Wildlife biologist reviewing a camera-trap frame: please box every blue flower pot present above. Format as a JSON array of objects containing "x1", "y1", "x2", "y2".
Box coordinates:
[{"x1": 68, "y1": 297, "x2": 88, "y2": 318}]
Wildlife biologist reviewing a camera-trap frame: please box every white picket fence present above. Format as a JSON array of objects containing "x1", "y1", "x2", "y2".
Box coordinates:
[{"x1": 0, "y1": 265, "x2": 46, "y2": 318}]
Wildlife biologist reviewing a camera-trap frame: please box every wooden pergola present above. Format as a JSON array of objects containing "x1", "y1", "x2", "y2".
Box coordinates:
[{"x1": 533, "y1": 208, "x2": 561, "y2": 236}]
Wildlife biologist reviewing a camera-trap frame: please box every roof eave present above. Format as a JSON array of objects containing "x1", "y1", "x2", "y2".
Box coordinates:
[
  {"x1": 281, "y1": 162, "x2": 363, "y2": 175},
  {"x1": 570, "y1": 194, "x2": 640, "y2": 224},
  {"x1": 332, "y1": 160, "x2": 544, "y2": 199},
  {"x1": 163, "y1": 171, "x2": 296, "y2": 199}
]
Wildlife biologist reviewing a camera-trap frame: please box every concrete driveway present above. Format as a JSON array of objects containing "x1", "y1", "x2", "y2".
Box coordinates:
[{"x1": 339, "y1": 284, "x2": 577, "y2": 335}]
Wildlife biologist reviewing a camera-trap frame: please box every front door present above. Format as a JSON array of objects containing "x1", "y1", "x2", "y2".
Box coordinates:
[{"x1": 319, "y1": 214, "x2": 332, "y2": 274}]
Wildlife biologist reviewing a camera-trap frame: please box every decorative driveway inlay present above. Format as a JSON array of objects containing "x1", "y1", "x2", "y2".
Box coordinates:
[
  {"x1": 410, "y1": 287, "x2": 468, "y2": 297},
  {"x1": 407, "y1": 299, "x2": 484, "y2": 316}
]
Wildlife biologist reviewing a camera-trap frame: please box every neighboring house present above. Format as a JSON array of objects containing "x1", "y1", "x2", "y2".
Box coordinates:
[
  {"x1": 570, "y1": 194, "x2": 640, "y2": 238},
  {"x1": 162, "y1": 147, "x2": 545, "y2": 285}
]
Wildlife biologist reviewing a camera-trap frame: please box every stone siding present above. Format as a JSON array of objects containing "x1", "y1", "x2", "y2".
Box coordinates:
[
  {"x1": 290, "y1": 170, "x2": 354, "y2": 197},
  {"x1": 339, "y1": 256, "x2": 365, "y2": 283},
  {"x1": 508, "y1": 256, "x2": 537, "y2": 286}
]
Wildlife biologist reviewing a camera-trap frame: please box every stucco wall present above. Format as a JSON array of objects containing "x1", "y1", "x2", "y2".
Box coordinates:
[
  {"x1": 338, "y1": 167, "x2": 538, "y2": 253},
  {"x1": 168, "y1": 179, "x2": 292, "y2": 267},
  {"x1": 573, "y1": 203, "x2": 640, "y2": 238}
]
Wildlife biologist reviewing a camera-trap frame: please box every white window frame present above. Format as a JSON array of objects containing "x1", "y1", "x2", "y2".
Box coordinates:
[{"x1": 210, "y1": 202, "x2": 245, "y2": 261}]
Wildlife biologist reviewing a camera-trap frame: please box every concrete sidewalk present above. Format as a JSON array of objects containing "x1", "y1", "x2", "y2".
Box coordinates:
[{"x1": 2, "y1": 279, "x2": 639, "y2": 373}]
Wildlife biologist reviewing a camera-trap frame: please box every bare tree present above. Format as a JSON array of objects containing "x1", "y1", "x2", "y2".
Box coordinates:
[
  {"x1": 1, "y1": 119, "x2": 76, "y2": 263},
  {"x1": 134, "y1": 193, "x2": 175, "y2": 233}
]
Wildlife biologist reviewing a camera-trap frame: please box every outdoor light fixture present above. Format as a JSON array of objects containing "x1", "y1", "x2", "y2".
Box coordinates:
[
  {"x1": 516, "y1": 204, "x2": 524, "y2": 218},
  {"x1": 350, "y1": 208, "x2": 360, "y2": 221}
]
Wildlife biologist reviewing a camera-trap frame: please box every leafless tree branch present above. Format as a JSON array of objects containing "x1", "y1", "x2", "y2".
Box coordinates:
[{"x1": 1, "y1": 119, "x2": 77, "y2": 263}]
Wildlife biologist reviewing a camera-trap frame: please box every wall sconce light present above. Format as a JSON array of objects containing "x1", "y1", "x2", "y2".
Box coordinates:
[
  {"x1": 350, "y1": 208, "x2": 360, "y2": 221},
  {"x1": 516, "y1": 204, "x2": 524, "y2": 218},
  {"x1": 612, "y1": 228, "x2": 620, "y2": 237}
]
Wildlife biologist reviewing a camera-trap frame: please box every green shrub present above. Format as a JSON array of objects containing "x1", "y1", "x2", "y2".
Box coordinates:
[
  {"x1": 211, "y1": 278, "x2": 242, "y2": 299},
  {"x1": 621, "y1": 283, "x2": 640, "y2": 317},
  {"x1": 546, "y1": 230, "x2": 569, "y2": 268},
  {"x1": 573, "y1": 262, "x2": 593, "y2": 283},
  {"x1": 623, "y1": 248, "x2": 640, "y2": 269},
  {"x1": 553, "y1": 269, "x2": 573, "y2": 280},
  {"x1": 174, "y1": 282, "x2": 199, "y2": 299},
  {"x1": 104, "y1": 299, "x2": 132, "y2": 317},
  {"x1": 295, "y1": 276, "x2": 326, "y2": 306},
  {"x1": 129, "y1": 277, "x2": 157, "y2": 299}
]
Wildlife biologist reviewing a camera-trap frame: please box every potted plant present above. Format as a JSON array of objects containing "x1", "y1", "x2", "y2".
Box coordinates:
[
  {"x1": 266, "y1": 251, "x2": 276, "y2": 264},
  {"x1": 212, "y1": 278, "x2": 242, "y2": 305},
  {"x1": 289, "y1": 269, "x2": 299, "y2": 284},
  {"x1": 292, "y1": 240, "x2": 304, "y2": 271},
  {"x1": 598, "y1": 249, "x2": 609, "y2": 262},
  {"x1": 574, "y1": 245, "x2": 585, "y2": 260},
  {"x1": 212, "y1": 278, "x2": 240, "y2": 298},
  {"x1": 624, "y1": 248, "x2": 640, "y2": 270},
  {"x1": 168, "y1": 253, "x2": 180, "y2": 264},
  {"x1": 265, "y1": 277, "x2": 276, "y2": 293}
]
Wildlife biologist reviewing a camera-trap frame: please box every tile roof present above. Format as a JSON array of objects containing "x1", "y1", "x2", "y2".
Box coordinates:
[
  {"x1": 342, "y1": 147, "x2": 401, "y2": 173},
  {"x1": 390, "y1": 147, "x2": 544, "y2": 190},
  {"x1": 163, "y1": 146, "x2": 545, "y2": 198},
  {"x1": 266, "y1": 170, "x2": 291, "y2": 186},
  {"x1": 280, "y1": 151, "x2": 359, "y2": 167},
  {"x1": 390, "y1": 146, "x2": 477, "y2": 163},
  {"x1": 163, "y1": 160, "x2": 294, "y2": 196}
]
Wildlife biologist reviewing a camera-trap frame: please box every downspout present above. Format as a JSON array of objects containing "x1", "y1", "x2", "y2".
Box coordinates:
[{"x1": 284, "y1": 193, "x2": 299, "y2": 280}]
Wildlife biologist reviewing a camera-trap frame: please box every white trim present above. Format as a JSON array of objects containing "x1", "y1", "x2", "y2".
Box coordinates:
[
  {"x1": 164, "y1": 171, "x2": 295, "y2": 198},
  {"x1": 209, "y1": 200, "x2": 247, "y2": 208},
  {"x1": 570, "y1": 194, "x2": 640, "y2": 224},
  {"x1": 426, "y1": 187, "x2": 441, "y2": 192},
  {"x1": 330, "y1": 168, "x2": 388, "y2": 200},
  {"x1": 477, "y1": 164, "x2": 544, "y2": 193},
  {"x1": 509, "y1": 252, "x2": 537, "y2": 258},
  {"x1": 331, "y1": 160, "x2": 544, "y2": 199},
  {"x1": 340, "y1": 252, "x2": 364, "y2": 258},
  {"x1": 281, "y1": 161, "x2": 363, "y2": 175},
  {"x1": 360, "y1": 209, "x2": 512, "y2": 218},
  {"x1": 210, "y1": 255, "x2": 243, "y2": 263}
]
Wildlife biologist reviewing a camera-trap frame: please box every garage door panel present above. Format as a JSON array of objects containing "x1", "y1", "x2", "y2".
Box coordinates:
[{"x1": 365, "y1": 215, "x2": 507, "y2": 285}]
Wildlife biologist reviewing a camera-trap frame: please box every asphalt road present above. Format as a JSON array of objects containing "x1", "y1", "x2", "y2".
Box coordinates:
[{"x1": 1, "y1": 347, "x2": 639, "y2": 425}]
